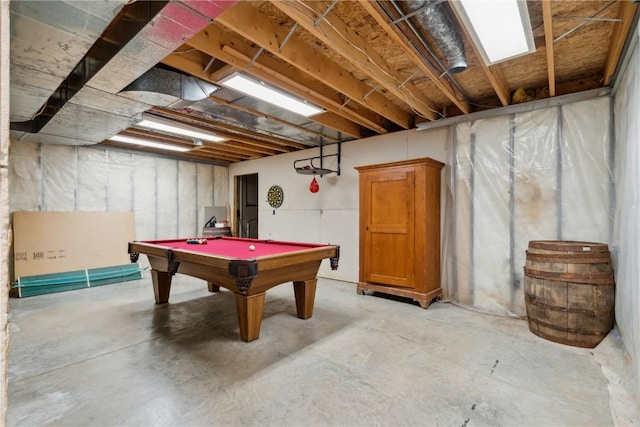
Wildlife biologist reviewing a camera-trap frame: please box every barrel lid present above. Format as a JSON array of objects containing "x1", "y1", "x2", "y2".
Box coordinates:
[{"x1": 528, "y1": 240, "x2": 609, "y2": 252}]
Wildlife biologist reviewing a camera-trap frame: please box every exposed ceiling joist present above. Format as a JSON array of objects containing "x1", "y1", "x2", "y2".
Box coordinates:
[
  {"x1": 218, "y1": 43, "x2": 383, "y2": 134},
  {"x1": 270, "y1": 0, "x2": 439, "y2": 122},
  {"x1": 215, "y1": 2, "x2": 411, "y2": 130},
  {"x1": 542, "y1": 1, "x2": 557, "y2": 97},
  {"x1": 448, "y1": 2, "x2": 511, "y2": 106},
  {"x1": 151, "y1": 107, "x2": 307, "y2": 151},
  {"x1": 208, "y1": 94, "x2": 340, "y2": 142},
  {"x1": 603, "y1": 0, "x2": 638, "y2": 85},
  {"x1": 361, "y1": 1, "x2": 472, "y2": 113},
  {"x1": 186, "y1": 28, "x2": 374, "y2": 137},
  {"x1": 162, "y1": 46, "x2": 360, "y2": 138},
  {"x1": 10, "y1": 0, "x2": 638, "y2": 165}
]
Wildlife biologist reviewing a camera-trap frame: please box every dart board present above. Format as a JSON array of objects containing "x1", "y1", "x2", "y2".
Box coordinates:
[{"x1": 267, "y1": 185, "x2": 284, "y2": 208}]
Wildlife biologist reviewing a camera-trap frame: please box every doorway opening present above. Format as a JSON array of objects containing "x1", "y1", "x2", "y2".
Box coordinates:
[{"x1": 235, "y1": 173, "x2": 258, "y2": 238}]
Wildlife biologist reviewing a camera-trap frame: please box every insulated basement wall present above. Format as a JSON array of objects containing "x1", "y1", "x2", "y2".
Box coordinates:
[
  {"x1": 228, "y1": 127, "x2": 451, "y2": 283},
  {"x1": 450, "y1": 97, "x2": 612, "y2": 316},
  {"x1": 613, "y1": 25, "x2": 640, "y2": 408},
  {"x1": 8, "y1": 140, "x2": 228, "y2": 244}
]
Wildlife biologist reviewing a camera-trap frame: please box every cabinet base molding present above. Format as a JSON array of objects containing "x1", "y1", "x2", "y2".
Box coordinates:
[{"x1": 357, "y1": 282, "x2": 442, "y2": 308}]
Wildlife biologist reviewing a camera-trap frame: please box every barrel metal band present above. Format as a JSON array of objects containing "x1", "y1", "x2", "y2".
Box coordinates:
[
  {"x1": 528, "y1": 241, "x2": 609, "y2": 252},
  {"x1": 525, "y1": 252, "x2": 611, "y2": 264},
  {"x1": 527, "y1": 317, "x2": 609, "y2": 337},
  {"x1": 523, "y1": 267, "x2": 615, "y2": 284},
  {"x1": 525, "y1": 294, "x2": 612, "y2": 317}
]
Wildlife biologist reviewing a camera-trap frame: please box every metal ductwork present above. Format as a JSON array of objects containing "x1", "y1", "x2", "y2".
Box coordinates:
[
  {"x1": 10, "y1": 0, "x2": 238, "y2": 145},
  {"x1": 399, "y1": 1, "x2": 467, "y2": 74},
  {"x1": 120, "y1": 66, "x2": 219, "y2": 108},
  {"x1": 10, "y1": 1, "x2": 170, "y2": 134}
]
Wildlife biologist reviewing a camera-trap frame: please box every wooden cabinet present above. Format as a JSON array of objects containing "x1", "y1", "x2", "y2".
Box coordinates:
[{"x1": 355, "y1": 158, "x2": 444, "y2": 308}]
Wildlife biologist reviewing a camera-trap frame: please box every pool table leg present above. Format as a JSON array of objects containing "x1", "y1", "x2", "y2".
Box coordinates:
[
  {"x1": 207, "y1": 282, "x2": 220, "y2": 292},
  {"x1": 151, "y1": 270, "x2": 172, "y2": 304},
  {"x1": 293, "y1": 278, "x2": 317, "y2": 319},
  {"x1": 234, "y1": 292, "x2": 266, "y2": 342}
]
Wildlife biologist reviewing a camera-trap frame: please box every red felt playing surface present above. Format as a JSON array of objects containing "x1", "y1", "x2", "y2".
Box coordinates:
[{"x1": 147, "y1": 237, "x2": 328, "y2": 258}]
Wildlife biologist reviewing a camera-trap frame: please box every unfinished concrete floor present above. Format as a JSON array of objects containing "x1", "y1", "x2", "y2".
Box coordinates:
[{"x1": 7, "y1": 274, "x2": 637, "y2": 426}]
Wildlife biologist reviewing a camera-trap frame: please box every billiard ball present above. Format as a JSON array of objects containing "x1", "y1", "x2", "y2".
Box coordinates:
[{"x1": 249, "y1": 245, "x2": 255, "y2": 251}]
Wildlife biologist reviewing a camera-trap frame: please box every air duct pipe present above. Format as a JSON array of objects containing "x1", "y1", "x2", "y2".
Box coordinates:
[{"x1": 400, "y1": 0, "x2": 467, "y2": 74}]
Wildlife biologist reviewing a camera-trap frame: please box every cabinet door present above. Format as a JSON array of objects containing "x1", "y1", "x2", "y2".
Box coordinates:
[{"x1": 362, "y1": 168, "x2": 415, "y2": 288}]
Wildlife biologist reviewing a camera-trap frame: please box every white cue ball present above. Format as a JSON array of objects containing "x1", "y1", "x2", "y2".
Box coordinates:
[{"x1": 249, "y1": 245, "x2": 255, "y2": 251}]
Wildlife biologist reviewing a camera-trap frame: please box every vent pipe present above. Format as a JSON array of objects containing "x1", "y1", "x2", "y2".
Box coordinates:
[
  {"x1": 120, "y1": 66, "x2": 219, "y2": 107},
  {"x1": 399, "y1": 1, "x2": 467, "y2": 74}
]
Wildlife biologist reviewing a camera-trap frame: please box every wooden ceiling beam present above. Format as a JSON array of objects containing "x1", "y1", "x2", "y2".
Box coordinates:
[
  {"x1": 208, "y1": 64, "x2": 235, "y2": 82},
  {"x1": 216, "y1": 2, "x2": 413, "y2": 129},
  {"x1": 270, "y1": 0, "x2": 439, "y2": 121},
  {"x1": 542, "y1": 1, "x2": 556, "y2": 97},
  {"x1": 110, "y1": 130, "x2": 246, "y2": 163},
  {"x1": 192, "y1": 145, "x2": 257, "y2": 160},
  {"x1": 208, "y1": 95, "x2": 340, "y2": 142},
  {"x1": 160, "y1": 49, "x2": 209, "y2": 78},
  {"x1": 448, "y1": 2, "x2": 511, "y2": 106},
  {"x1": 220, "y1": 140, "x2": 284, "y2": 157},
  {"x1": 131, "y1": 106, "x2": 295, "y2": 155},
  {"x1": 165, "y1": 49, "x2": 237, "y2": 82},
  {"x1": 151, "y1": 107, "x2": 305, "y2": 152},
  {"x1": 219, "y1": 44, "x2": 385, "y2": 135},
  {"x1": 162, "y1": 51, "x2": 362, "y2": 143},
  {"x1": 187, "y1": 24, "x2": 387, "y2": 136},
  {"x1": 122, "y1": 128, "x2": 255, "y2": 161},
  {"x1": 103, "y1": 141, "x2": 235, "y2": 164},
  {"x1": 360, "y1": 1, "x2": 472, "y2": 113},
  {"x1": 157, "y1": 56, "x2": 350, "y2": 148},
  {"x1": 603, "y1": 0, "x2": 638, "y2": 86},
  {"x1": 187, "y1": 35, "x2": 364, "y2": 138},
  {"x1": 192, "y1": 139, "x2": 277, "y2": 158}
]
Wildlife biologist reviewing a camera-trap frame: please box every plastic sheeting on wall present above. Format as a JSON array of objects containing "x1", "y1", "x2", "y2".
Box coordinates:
[
  {"x1": 107, "y1": 150, "x2": 135, "y2": 212},
  {"x1": 196, "y1": 163, "x2": 215, "y2": 230},
  {"x1": 8, "y1": 141, "x2": 40, "y2": 210},
  {"x1": 156, "y1": 157, "x2": 179, "y2": 237},
  {"x1": 132, "y1": 154, "x2": 156, "y2": 240},
  {"x1": 213, "y1": 165, "x2": 229, "y2": 207},
  {"x1": 178, "y1": 161, "x2": 197, "y2": 238},
  {"x1": 78, "y1": 147, "x2": 108, "y2": 211},
  {"x1": 8, "y1": 141, "x2": 228, "y2": 241},
  {"x1": 613, "y1": 30, "x2": 640, "y2": 404},
  {"x1": 446, "y1": 97, "x2": 613, "y2": 316},
  {"x1": 42, "y1": 144, "x2": 76, "y2": 210}
]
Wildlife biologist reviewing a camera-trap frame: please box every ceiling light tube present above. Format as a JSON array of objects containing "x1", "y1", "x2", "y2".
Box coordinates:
[
  {"x1": 109, "y1": 135, "x2": 191, "y2": 152},
  {"x1": 138, "y1": 114, "x2": 226, "y2": 143},
  {"x1": 220, "y1": 73, "x2": 324, "y2": 117},
  {"x1": 451, "y1": 0, "x2": 535, "y2": 65}
]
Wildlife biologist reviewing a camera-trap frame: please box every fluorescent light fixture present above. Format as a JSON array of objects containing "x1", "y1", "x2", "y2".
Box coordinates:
[
  {"x1": 451, "y1": 0, "x2": 535, "y2": 65},
  {"x1": 109, "y1": 135, "x2": 191, "y2": 152},
  {"x1": 138, "y1": 114, "x2": 226, "y2": 143},
  {"x1": 220, "y1": 73, "x2": 324, "y2": 117}
]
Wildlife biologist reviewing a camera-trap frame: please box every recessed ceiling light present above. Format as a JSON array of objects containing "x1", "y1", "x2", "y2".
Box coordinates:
[
  {"x1": 109, "y1": 135, "x2": 191, "y2": 152},
  {"x1": 451, "y1": 0, "x2": 535, "y2": 65},
  {"x1": 138, "y1": 114, "x2": 226, "y2": 143},
  {"x1": 220, "y1": 73, "x2": 324, "y2": 117}
]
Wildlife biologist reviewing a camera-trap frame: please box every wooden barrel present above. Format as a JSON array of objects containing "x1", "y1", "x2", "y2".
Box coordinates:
[{"x1": 523, "y1": 240, "x2": 615, "y2": 348}]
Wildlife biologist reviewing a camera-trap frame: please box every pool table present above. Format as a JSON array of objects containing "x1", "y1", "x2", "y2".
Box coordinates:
[{"x1": 128, "y1": 237, "x2": 340, "y2": 342}]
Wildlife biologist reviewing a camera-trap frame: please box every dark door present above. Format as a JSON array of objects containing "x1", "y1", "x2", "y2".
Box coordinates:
[{"x1": 236, "y1": 174, "x2": 258, "y2": 238}]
